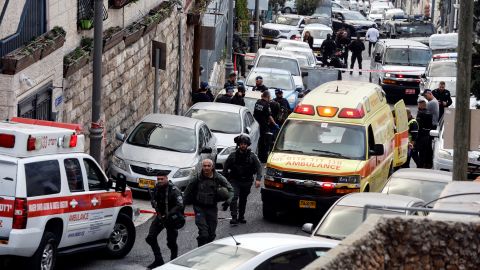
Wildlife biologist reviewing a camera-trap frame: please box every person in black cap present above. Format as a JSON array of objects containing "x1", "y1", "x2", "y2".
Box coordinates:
[
  {"x1": 192, "y1": 81, "x2": 214, "y2": 104},
  {"x1": 217, "y1": 86, "x2": 235, "y2": 103},
  {"x1": 432, "y1": 81, "x2": 452, "y2": 119},
  {"x1": 273, "y1": 89, "x2": 291, "y2": 126},
  {"x1": 231, "y1": 84, "x2": 246, "y2": 106},
  {"x1": 224, "y1": 72, "x2": 238, "y2": 89},
  {"x1": 320, "y1": 33, "x2": 337, "y2": 67},
  {"x1": 146, "y1": 171, "x2": 184, "y2": 269},
  {"x1": 254, "y1": 91, "x2": 279, "y2": 162},
  {"x1": 252, "y1": 76, "x2": 268, "y2": 92}
]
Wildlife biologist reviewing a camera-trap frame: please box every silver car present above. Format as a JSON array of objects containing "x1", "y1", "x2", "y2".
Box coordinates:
[
  {"x1": 184, "y1": 102, "x2": 260, "y2": 172},
  {"x1": 109, "y1": 114, "x2": 217, "y2": 190}
]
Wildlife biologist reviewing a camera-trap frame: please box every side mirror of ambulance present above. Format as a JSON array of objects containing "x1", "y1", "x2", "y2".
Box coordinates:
[
  {"x1": 370, "y1": 144, "x2": 385, "y2": 156},
  {"x1": 115, "y1": 174, "x2": 127, "y2": 193},
  {"x1": 430, "y1": 130, "x2": 439, "y2": 138},
  {"x1": 115, "y1": 132, "x2": 126, "y2": 142}
]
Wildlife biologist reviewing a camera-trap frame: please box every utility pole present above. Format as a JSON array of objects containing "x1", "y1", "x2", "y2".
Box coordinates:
[
  {"x1": 225, "y1": 0, "x2": 234, "y2": 79},
  {"x1": 252, "y1": 0, "x2": 260, "y2": 52},
  {"x1": 452, "y1": 0, "x2": 474, "y2": 181},
  {"x1": 90, "y1": 0, "x2": 104, "y2": 164},
  {"x1": 448, "y1": 0, "x2": 455, "y2": 32}
]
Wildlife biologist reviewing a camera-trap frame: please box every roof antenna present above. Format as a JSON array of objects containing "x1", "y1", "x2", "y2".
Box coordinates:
[{"x1": 229, "y1": 233, "x2": 241, "y2": 246}]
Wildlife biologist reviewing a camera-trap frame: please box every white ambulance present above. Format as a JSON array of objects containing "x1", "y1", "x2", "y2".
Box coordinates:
[{"x1": 0, "y1": 118, "x2": 135, "y2": 270}]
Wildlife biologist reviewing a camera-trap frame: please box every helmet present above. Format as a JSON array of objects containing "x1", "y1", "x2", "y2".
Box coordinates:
[
  {"x1": 165, "y1": 212, "x2": 185, "y2": 230},
  {"x1": 216, "y1": 186, "x2": 230, "y2": 202},
  {"x1": 234, "y1": 134, "x2": 251, "y2": 146}
]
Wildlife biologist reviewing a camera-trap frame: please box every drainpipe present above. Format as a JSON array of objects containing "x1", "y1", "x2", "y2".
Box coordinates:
[{"x1": 176, "y1": 10, "x2": 183, "y2": 115}]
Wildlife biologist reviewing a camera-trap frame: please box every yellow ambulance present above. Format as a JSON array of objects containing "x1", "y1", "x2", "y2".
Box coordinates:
[{"x1": 261, "y1": 81, "x2": 408, "y2": 219}]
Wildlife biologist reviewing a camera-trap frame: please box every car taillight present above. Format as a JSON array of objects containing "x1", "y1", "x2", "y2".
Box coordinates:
[
  {"x1": 0, "y1": 133, "x2": 15, "y2": 148},
  {"x1": 27, "y1": 136, "x2": 36, "y2": 151},
  {"x1": 294, "y1": 104, "x2": 315, "y2": 115},
  {"x1": 70, "y1": 134, "x2": 78, "y2": 147},
  {"x1": 13, "y1": 198, "x2": 28, "y2": 229},
  {"x1": 264, "y1": 179, "x2": 284, "y2": 189}
]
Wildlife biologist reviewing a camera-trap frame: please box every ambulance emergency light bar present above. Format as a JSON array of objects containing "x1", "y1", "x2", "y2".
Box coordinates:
[
  {"x1": 0, "y1": 118, "x2": 85, "y2": 157},
  {"x1": 294, "y1": 104, "x2": 365, "y2": 119}
]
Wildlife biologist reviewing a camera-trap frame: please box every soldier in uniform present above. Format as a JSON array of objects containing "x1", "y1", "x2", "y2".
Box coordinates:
[
  {"x1": 223, "y1": 135, "x2": 263, "y2": 225},
  {"x1": 184, "y1": 159, "x2": 234, "y2": 247},
  {"x1": 145, "y1": 172, "x2": 185, "y2": 269}
]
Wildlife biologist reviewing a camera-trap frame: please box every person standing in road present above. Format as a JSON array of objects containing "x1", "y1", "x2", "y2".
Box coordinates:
[
  {"x1": 192, "y1": 81, "x2": 214, "y2": 104},
  {"x1": 145, "y1": 172, "x2": 184, "y2": 269},
  {"x1": 249, "y1": 21, "x2": 255, "y2": 52},
  {"x1": 231, "y1": 85, "x2": 246, "y2": 106},
  {"x1": 366, "y1": 25, "x2": 380, "y2": 57},
  {"x1": 252, "y1": 76, "x2": 268, "y2": 92},
  {"x1": 402, "y1": 109, "x2": 419, "y2": 168},
  {"x1": 233, "y1": 32, "x2": 248, "y2": 78},
  {"x1": 432, "y1": 81, "x2": 453, "y2": 119},
  {"x1": 320, "y1": 34, "x2": 337, "y2": 67},
  {"x1": 336, "y1": 28, "x2": 350, "y2": 66},
  {"x1": 217, "y1": 86, "x2": 235, "y2": 103},
  {"x1": 303, "y1": 31, "x2": 314, "y2": 49},
  {"x1": 184, "y1": 159, "x2": 234, "y2": 247},
  {"x1": 348, "y1": 34, "x2": 365, "y2": 75},
  {"x1": 423, "y1": 89, "x2": 440, "y2": 129},
  {"x1": 273, "y1": 89, "x2": 291, "y2": 126},
  {"x1": 415, "y1": 97, "x2": 433, "y2": 168},
  {"x1": 254, "y1": 91, "x2": 278, "y2": 162},
  {"x1": 224, "y1": 72, "x2": 238, "y2": 88},
  {"x1": 223, "y1": 135, "x2": 263, "y2": 225}
]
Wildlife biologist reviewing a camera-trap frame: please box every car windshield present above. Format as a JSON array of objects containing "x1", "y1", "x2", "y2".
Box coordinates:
[
  {"x1": 384, "y1": 48, "x2": 432, "y2": 66},
  {"x1": 275, "y1": 120, "x2": 366, "y2": 160},
  {"x1": 275, "y1": 16, "x2": 300, "y2": 26},
  {"x1": 277, "y1": 41, "x2": 310, "y2": 50},
  {"x1": 382, "y1": 178, "x2": 448, "y2": 202},
  {"x1": 395, "y1": 23, "x2": 434, "y2": 37},
  {"x1": 171, "y1": 244, "x2": 259, "y2": 270},
  {"x1": 343, "y1": 12, "x2": 366, "y2": 20},
  {"x1": 315, "y1": 206, "x2": 400, "y2": 239},
  {"x1": 127, "y1": 122, "x2": 196, "y2": 153},
  {"x1": 307, "y1": 29, "x2": 332, "y2": 39},
  {"x1": 257, "y1": 56, "x2": 299, "y2": 76},
  {"x1": 427, "y1": 61, "x2": 457, "y2": 77},
  {"x1": 246, "y1": 71, "x2": 294, "y2": 90},
  {"x1": 306, "y1": 16, "x2": 331, "y2": 26},
  {"x1": 186, "y1": 109, "x2": 241, "y2": 134}
]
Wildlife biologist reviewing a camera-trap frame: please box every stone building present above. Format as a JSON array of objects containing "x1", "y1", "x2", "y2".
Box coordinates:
[{"x1": 0, "y1": 0, "x2": 204, "y2": 164}]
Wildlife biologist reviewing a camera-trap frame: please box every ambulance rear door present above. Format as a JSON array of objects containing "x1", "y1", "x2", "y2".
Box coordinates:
[
  {"x1": 393, "y1": 100, "x2": 408, "y2": 167},
  {"x1": 0, "y1": 158, "x2": 17, "y2": 240}
]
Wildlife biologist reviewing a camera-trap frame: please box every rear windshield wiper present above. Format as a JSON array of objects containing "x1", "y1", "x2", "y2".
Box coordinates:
[
  {"x1": 312, "y1": 149, "x2": 351, "y2": 159},
  {"x1": 147, "y1": 145, "x2": 182, "y2": 152},
  {"x1": 278, "y1": 149, "x2": 304, "y2": 154}
]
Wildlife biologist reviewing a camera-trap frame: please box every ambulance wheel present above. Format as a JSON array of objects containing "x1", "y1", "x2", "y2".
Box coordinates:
[
  {"x1": 105, "y1": 214, "x2": 136, "y2": 258},
  {"x1": 28, "y1": 231, "x2": 58, "y2": 270}
]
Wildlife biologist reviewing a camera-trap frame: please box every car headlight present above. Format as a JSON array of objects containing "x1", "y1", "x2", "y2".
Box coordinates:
[
  {"x1": 437, "y1": 149, "x2": 453, "y2": 160},
  {"x1": 280, "y1": 29, "x2": 290, "y2": 33},
  {"x1": 220, "y1": 146, "x2": 236, "y2": 156},
  {"x1": 266, "y1": 167, "x2": 283, "y2": 178},
  {"x1": 173, "y1": 167, "x2": 196, "y2": 178},
  {"x1": 338, "y1": 175, "x2": 361, "y2": 184},
  {"x1": 385, "y1": 73, "x2": 392, "y2": 78},
  {"x1": 111, "y1": 155, "x2": 127, "y2": 171}
]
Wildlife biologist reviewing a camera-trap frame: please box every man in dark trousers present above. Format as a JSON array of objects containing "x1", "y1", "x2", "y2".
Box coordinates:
[
  {"x1": 233, "y1": 32, "x2": 247, "y2": 78},
  {"x1": 184, "y1": 159, "x2": 233, "y2": 247},
  {"x1": 217, "y1": 86, "x2": 235, "y2": 103},
  {"x1": 348, "y1": 34, "x2": 365, "y2": 75},
  {"x1": 320, "y1": 33, "x2": 337, "y2": 67},
  {"x1": 402, "y1": 108, "x2": 419, "y2": 168},
  {"x1": 273, "y1": 89, "x2": 291, "y2": 126},
  {"x1": 223, "y1": 135, "x2": 263, "y2": 225},
  {"x1": 432, "y1": 81, "x2": 453, "y2": 119},
  {"x1": 254, "y1": 91, "x2": 278, "y2": 162},
  {"x1": 336, "y1": 28, "x2": 350, "y2": 66},
  {"x1": 192, "y1": 81, "x2": 214, "y2": 104},
  {"x1": 145, "y1": 172, "x2": 184, "y2": 269},
  {"x1": 224, "y1": 72, "x2": 237, "y2": 88},
  {"x1": 252, "y1": 76, "x2": 268, "y2": 92},
  {"x1": 415, "y1": 97, "x2": 433, "y2": 168},
  {"x1": 231, "y1": 85, "x2": 246, "y2": 106}
]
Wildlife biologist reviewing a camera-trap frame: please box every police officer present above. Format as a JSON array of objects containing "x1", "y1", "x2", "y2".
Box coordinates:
[
  {"x1": 273, "y1": 89, "x2": 291, "y2": 126},
  {"x1": 252, "y1": 76, "x2": 268, "y2": 92},
  {"x1": 231, "y1": 84, "x2": 246, "y2": 106},
  {"x1": 223, "y1": 135, "x2": 263, "y2": 225},
  {"x1": 415, "y1": 97, "x2": 433, "y2": 168},
  {"x1": 224, "y1": 72, "x2": 238, "y2": 88},
  {"x1": 145, "y1": 172, "x2": 185, "y2": 269},
  {"x1": 184, "y1": 159, "x2": 234, "y2": 247},
  {"x1": 320, "y1": 33, "x2": 337, "y2": 67},
  {"x1": 348, "y1": 34, "x2": 365, "y2": 75},
  {"x1": 402, "y1": 108, "x2": 419, "y2": 168},
  {"x1": 432, "y1": 81, "x2": 453, "y2": 119},
  {"x1": 254, "y1": 91, "x2": 278, "y2": 162}
]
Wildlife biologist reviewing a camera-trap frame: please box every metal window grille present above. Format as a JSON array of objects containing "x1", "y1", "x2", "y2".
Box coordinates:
[
  {"x1": 77, "y1": 0, "x2": 108, "y2": 21},
  {"x1": 17, "y1": 83, "x2": 53, "y2": 120}
]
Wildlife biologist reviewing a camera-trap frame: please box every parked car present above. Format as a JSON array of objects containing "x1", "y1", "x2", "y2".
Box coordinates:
[
  {"x1": 110, "y1": 114, "x2": 217, "y2": 190},
  {"x1": 332, "y1": 0, "x2": 349, "y2": 10},
  {"x1": 302, "y1": 193, "x2": 425, "y2": 245},
  {"x1": 370, "y1": 39, "x2": 432, "y2": 102},
  {"x1": 184, "y1": 102, "x2": 260, "y2": 171},
  {"x1": 154, "y1": 233, "x2": 335, "y2": 270},
  {"x1": 249, "y1": 49, "x2": 308, "y2": 90},
  {"x1": 331, "y1": 9, "x2": 376, "y2": 37},
  {"x1": 282, "y1": 0, "x2": 297, "y2": 14},
  {"x1": 301, "y1": 24, "x2": 334, "y2": 58},
  {"x1": 367, "y1": 8, "x2": 386, "y2": 25},
  {"x1": 281, "y1": 46, "x2": 318, "y2": 68},
  {"x1": 382, "y1": 19, "x2": 435, "y2": 45},
  {"x1": 384, "y1": 8, "x2": 406, "y2": 21},
  {"x1": 381, "y1": 168, "x2": 452, "y2": 203},
  {"x1": 261, "y1": 14, "x2": 306, "y2": 47},
  {"x1": 420, "y1": 53, "x2": 457, "y2": 96},
  {"x1": 276, "y1": 39, "x2": 311, "y2": 50}
]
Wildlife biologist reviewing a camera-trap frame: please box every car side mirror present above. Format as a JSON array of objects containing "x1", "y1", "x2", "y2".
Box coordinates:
[
  {"x1": 369, "y1": 144, "x2": 385, "y2": 156},
  {"x1": 115, "y1": 132, "x2": 126, "y2": 142},
  {"x1": 421, "y1": 73, "x2": 426, "y2": 78},
  {"x1": 300, "y1": 24, "x2": 305, "y2": 28},
  {"x1": 430, "y1": 130, "x2": 439, "y2": 137},
  {"x1": 106, "y1": 178, "x2": 114, "y2": 191},
  {"x1": 302, "y1": 223, "x2": 313, "y2": 234},
  {"x1": 114, "y1": 174, "x2": 127, "y2": 193},
  {"x1": 374, "y1": 54, "x2": 382, "y2": 63},
  {"x1": 201, "y1": 147, "x2": 213, "y2": 154},
  {"x1": 301, "y1": 71, "x2": 309, "y2": 77},
  {"x1": 295, "y1": 87, "x2": 303, "y2": 92},
  {"x1": 248, "y1": 64, "x2": 254, "y2": 69},
  {"x1": 245, "y1": 126, "x2": 252, "y2": 134}
]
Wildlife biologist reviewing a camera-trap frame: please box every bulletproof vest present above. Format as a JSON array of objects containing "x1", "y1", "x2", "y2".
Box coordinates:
[
  {"x1": 195, "y1": 177, "x2": 217, "y2": 206},
  {"x1": 230, "y1": 151, "x2": 255, "y2": 182}
]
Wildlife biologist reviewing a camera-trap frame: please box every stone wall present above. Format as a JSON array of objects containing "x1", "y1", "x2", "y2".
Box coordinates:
[
  {"x1": 305, "y1": 216, "x2": 480, "y2": 270},
  {"x1": 61, "y1": 11, "x2": 194, "y2": 165}
]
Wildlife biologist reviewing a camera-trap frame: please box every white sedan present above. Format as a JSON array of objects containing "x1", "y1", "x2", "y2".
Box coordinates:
[
  {"x1": 154, "y1": 233, "x2": 334, "y2": 270},
  {"x1": 184, "y1": 102, "x2": 260, "y2": 171}
]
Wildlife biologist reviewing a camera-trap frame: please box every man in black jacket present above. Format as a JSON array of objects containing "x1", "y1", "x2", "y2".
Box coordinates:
[
  {"x1": 233, "y1": 32, "x2": 247, "y2": 78},
  {"x1": 273, "y1": 89, "x2": 291, "y2": 126},
  {"x1": 223, "y1": 135, "x2": 263, "y2": 225},
  {"x1": 348, "y1": 34, "x2": 365, "y2": 75},
  {"x1": 231, "y1": 85, "x2": 246, "y2": 106},
  {"x1": 146, "y1": 171, "x2": 184, "y2": 269},
  {"x1": 217, "y1": 86, "x2": 235, "y2": 103},
  {"x1": 192, "y1": 81, "x2": 214, "y2": 104},
  {"x1": 184, "y1": 159, "x2": 234, "y2": 247},
  {"x1": 224, "y1": 72, "x2": 238, "y2": 88},
  {"x1": 252, "y1": 76, "x2": 268, "y2": 92},
  {"x1": 432, "y1": 81, "x2": 453, "y2": 119},
  {"x1": 320, "y1": 33, "x2": 337, "y2": 67}
]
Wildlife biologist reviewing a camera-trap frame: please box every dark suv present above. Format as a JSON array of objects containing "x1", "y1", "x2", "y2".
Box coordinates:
[
  {"x1": 331, "y1": 10, "x2": 376, "y2": 37},
  {"x1": 382, "y1": 18, "x2": 434, "y2": 45}
]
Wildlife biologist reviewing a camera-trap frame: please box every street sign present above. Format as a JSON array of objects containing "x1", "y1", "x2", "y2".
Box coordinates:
[{"x1": 151, "y1": 41, "x2": 166, "y2": 69}]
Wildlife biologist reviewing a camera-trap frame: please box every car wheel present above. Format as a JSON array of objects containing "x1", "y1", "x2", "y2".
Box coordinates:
[
  {"x1": 283, "y1": 7, "x2": 292, "y2": 14},
  {"x1": 105, "y1": 213, "x2": 136, "y2": 258},
  {"x1": 27, "y1": 231, "x2": 58, "y2": 270}
]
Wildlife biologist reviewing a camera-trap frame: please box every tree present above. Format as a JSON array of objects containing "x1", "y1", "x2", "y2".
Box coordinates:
[{"x1": 236, "y1": 0, "x2": 249, "y2": 33}]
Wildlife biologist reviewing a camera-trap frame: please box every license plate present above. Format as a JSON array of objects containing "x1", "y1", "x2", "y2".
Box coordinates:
[
  {"x1": 405, "y1": 89, "x2": 416, "y2": 95},
  {"x1": 299, "y1": 200, "x2": 316, "y2": 209},
  {"x1": 336, "y1": 188, "x2": 360, "y2": 194},
  {"x1": 138, "y1": 178, "x2": 156, "y2": 189}
]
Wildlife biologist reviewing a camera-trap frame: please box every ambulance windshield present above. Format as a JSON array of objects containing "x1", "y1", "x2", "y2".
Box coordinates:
[{"x1": 275, "y1": 120, "x2": 366, "y2": 160}]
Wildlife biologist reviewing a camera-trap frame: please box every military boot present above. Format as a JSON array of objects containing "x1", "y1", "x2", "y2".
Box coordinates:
[
  {"x1": 147, "y1": 255, "x2": 164, "y2": 269},
  {"x1": 230, "y1": 216, "x2": 239, "y2": 226}
]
